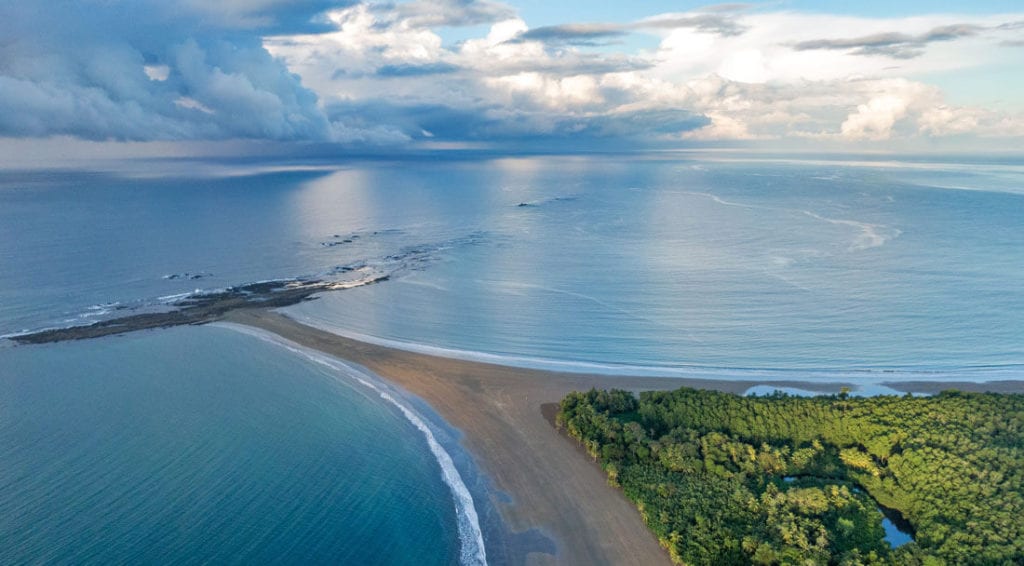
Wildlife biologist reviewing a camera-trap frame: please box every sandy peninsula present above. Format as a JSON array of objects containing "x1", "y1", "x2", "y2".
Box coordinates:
[{"x1": 225, "y1": 308, "x2": 1024, "y2": 566}]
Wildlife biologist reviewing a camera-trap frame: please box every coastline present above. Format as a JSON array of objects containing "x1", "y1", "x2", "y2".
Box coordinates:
[{"x1": 224, "y1": 308, "x2": 1024, "y2": 565}]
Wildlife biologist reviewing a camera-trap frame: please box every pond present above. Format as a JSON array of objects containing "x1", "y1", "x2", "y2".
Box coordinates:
[
  {"x1": 781, "y1": 477, "x2": 915, "y2": 548},
  {"x1": 881, "y1": 517, "x2": 914, "y2": 548}
]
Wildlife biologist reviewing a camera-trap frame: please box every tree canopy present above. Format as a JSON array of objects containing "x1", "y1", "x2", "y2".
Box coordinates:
[{"x1": 557, "y1": 387, "x2": 1024, "y2": 565}]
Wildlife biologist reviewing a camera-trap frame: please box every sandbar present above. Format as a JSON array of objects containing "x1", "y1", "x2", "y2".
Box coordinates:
[{"x1": 225, "y1": 309, "x2": 1023, "y2": 565}]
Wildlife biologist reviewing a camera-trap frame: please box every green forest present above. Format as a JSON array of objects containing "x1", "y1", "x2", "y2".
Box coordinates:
[{"x1": 557, "y1": 387, "x2": 1024, "y2": 565}]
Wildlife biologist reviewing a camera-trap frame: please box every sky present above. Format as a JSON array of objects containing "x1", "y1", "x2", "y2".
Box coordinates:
[{"x1": 1, "y1": 0, "x2": 1022, "y2": 156}]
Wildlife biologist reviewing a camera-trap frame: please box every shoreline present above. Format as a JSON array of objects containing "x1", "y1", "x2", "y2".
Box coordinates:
[
  {"x1": 224, "y1": 308, "x2": 1024, "y2": 565},
  {"x1": 287, "y1": 316, "x2": 1024, "y2": 387}
]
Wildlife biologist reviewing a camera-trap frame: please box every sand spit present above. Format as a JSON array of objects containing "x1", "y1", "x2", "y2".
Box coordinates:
[{"x1": 225, "y1": 309, "x2": 1024, "y2": 565}]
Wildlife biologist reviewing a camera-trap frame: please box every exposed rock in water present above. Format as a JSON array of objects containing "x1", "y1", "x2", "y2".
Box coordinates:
[
  {"x1": 10, "y1": 275, "x2": 389, "y2": 345},
  {"x1": 163, "y1": 272, "x2": 212, "y2": 281}
]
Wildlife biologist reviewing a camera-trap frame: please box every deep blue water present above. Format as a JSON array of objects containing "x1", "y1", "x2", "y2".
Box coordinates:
[
  {"x1": 1, "y1": 153, "x2": 1022, "y2": 562},
  {"x1": 0, "y1": 325, "x2": 462, "y2": 564}
]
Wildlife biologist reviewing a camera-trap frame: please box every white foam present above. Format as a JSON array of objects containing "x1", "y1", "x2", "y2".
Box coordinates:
[
  {"x1": 398, "y1": 276, "x2": 451, "y2": 293},
  {"x1": 157, "y1": 291, "x2": 196, "y2": 303},
  {"x1": 216, "y1": 323, "x2": 488, "y2": 566},
  {"x1": 78, "y1": 303, "x2": 119, "y2": 319},
  {"x1": 684, "y1": 190, "x2": 901, "y2": 252},
  {"x1": 800, "y1": 210, "x2": 900, "y2": 251}
]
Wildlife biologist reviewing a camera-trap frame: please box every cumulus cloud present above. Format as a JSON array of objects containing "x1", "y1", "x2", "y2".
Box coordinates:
[
  {"x1": 265, "y1": 3, "x2": 1024, "y2": 146},
  {"x1": 0, "y1": 0, "x2": 352, "y2": 141},
  {"x1": 267, "y1": 6, "x2": 709, "y2": 145},
  {"x1": 841, "y1": 95, "x2": 913, "y2": 139},
  {"x1": 2, "y1": 1, "x2": 1022, "y2": 148}
]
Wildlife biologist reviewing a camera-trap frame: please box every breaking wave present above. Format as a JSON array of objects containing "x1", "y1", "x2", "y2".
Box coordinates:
[{"x1": 217, "y1": 324, "x2": 488, "y2": 566}]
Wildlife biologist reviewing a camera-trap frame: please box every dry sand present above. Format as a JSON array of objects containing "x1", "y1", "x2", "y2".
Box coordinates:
[{"x1": 225, "y1": 308, "x2": 1023, "y2": 566}]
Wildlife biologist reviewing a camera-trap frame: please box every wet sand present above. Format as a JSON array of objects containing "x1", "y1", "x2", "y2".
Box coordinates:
[{"x1": 225, "y1": 309, "x2": 1023, "y2": 566}]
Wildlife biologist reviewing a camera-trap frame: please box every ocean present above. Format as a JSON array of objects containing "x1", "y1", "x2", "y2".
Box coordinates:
[
  {"x1": 1, "y1": 152, "x2": 1022, "y2": 562},
  {"x1": 0, "y1": 325, "x2": 465, "y2": 564}
]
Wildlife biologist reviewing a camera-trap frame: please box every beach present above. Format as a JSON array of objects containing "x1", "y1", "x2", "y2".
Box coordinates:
[{"x1": 225, "y1": 308, "x2": 1024, "y2": 565}]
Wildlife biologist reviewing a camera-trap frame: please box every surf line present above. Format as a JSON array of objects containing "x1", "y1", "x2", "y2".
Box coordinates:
[{"x1": 216, "y1": 322, "x2": 488, "y2": 566}]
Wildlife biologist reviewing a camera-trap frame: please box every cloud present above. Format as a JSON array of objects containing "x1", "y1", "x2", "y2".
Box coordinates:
[
  {"x1": 634, "y1": 13, "x2": 748, "y2": 37},
  {"x1": 793, "y1": 24, "x2": 983, "y2": 59},
  {"x1": 515, "y1": 24, "x2": 626, "y2": 46},
  {"x1": 373, "y1": 0, "x2": 515, "y2": 28},
  {"x1": 483, "y1": 54, "x2": 653, "y2": 76},
  {"x1": 2, "y1": 1, "x2": 1022, "y2": 149},
  {"x1": 323, "y1": 100, "x2": 707, "y2": 145},
  {"x1": 266, "y1": 4, "x2": 1024, "y2": 147},
  {"x1": 266, "y1": 7, "x2": 684, "y2": 145},
  {"x1": 175, "y1": 0, "x2": 349, "y2": 32},
  {"x1": 507, "y1": 10, "x2": 747, "y2": 47},
  {"x1": 0, "y1": 0, "x2": 354, "y2": 141},
  {"x1": 840, "y1": 94, "x2": 913, "y2": 139}
]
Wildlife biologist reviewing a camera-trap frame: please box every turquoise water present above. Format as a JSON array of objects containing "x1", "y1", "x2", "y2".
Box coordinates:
[
  {"x1": 1, "y1": 153, "x2": 1023, "y2": 562},
  {"x1": 0, "y1": 326, "x2": 462, "y2": 564}
]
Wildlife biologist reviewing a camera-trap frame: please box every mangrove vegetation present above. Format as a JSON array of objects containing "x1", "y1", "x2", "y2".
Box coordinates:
[{"x1": 557, "y1": 387, "x2": 1024, "y2": 565}]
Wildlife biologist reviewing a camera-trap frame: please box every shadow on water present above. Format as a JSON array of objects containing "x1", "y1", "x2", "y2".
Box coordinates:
[{"x1": 877, "y1": 502, "x2": 915, "y2": 548}]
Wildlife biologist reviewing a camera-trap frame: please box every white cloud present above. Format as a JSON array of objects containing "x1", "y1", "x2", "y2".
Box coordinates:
[
  {"x1": 841, "y1": 95, "x2": 913, "y2": 140},
  {"x1": 682, "y1": 111, "x2": 757, "y2": 140},
  {"x1": 260, "y1": 3, "x2": 1024, "y2": 146},
  {"x1": 650, "y1": 12, "x2": 1024, "y2": 85},
  {"x1": 144, "y1": 65, "x2": 171, "y2": 81},
  {"x1": 174, "y1": 96, "x2": 215, "y2": 114},
  {"x1": 0, "y1": 0, "x2": 336, "y2": 141},
  {"x1": 3, "y1": 0, "x2": 1022, "y2": 147}
]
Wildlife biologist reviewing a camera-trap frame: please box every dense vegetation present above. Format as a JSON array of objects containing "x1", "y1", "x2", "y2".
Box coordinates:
[{"x1": 557, "y1": 387, "x2": 1024, "y2": 565}]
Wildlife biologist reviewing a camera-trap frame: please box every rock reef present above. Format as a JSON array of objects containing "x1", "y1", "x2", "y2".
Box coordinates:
[{"x1": 10, "y1": 276, "x2": 388, "y2": 344}]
